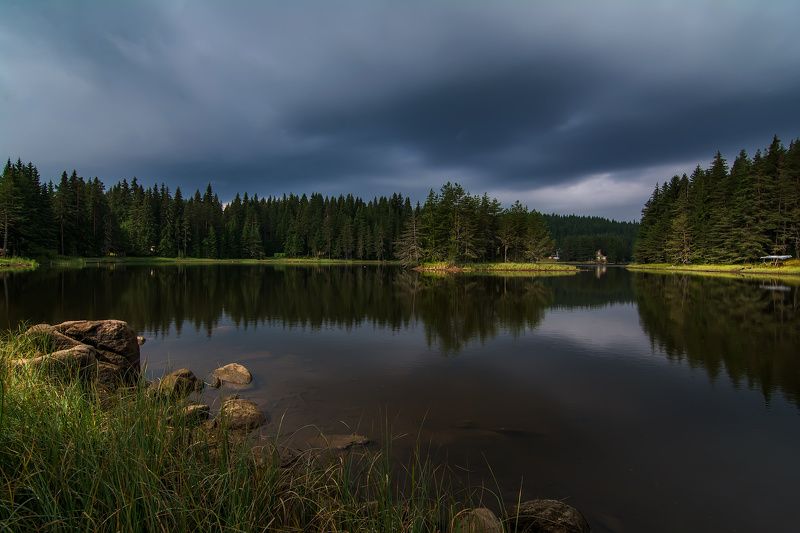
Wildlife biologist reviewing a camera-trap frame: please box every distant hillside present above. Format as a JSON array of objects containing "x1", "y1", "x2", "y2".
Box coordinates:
[{"x1": 544, "y1": 214, "x2": 639, "y2": 263}]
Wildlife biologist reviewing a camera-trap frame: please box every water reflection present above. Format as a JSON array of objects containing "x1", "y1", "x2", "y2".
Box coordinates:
[
  {"x1": 2, "y1": 265, "x2": 799, "y2": 404},
  {"x1": 633, "y1": 273, "x2": 800, "y2": 406}
]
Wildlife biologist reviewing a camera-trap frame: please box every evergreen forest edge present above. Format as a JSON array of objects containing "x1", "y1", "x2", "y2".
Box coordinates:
[
  {"x1": 0, "y1": 163, "x2": 636, "y2": 264},
  {"x1": 3, "y1": 134, "x2": 797, "y2": 267}
]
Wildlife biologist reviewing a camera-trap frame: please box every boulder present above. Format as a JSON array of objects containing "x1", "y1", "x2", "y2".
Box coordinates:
[
  {"x1": 183, "y1": 403, "x2": 210, "y2": 423},
  {"x1": 214, "y1": 398, "x2": 266, "y2": 430},
  {"x1": 53, "y1": 320, "x2": 140, "y2": 373},
  {"x1": 452, "y1": 507, "x2": 503, "y2": 533},
  {"x1": 154, "y1": 368, "x2": 203, "y2": 398},
  {"x1": 209, "y1": 376, "x2": 222, "y2": 389},
  {"x1": 95, "y1": 362, "x2": 127, "y2": 389},
  {"x1": 509, "y1": 499, "x2": 590, "y2": 533},
  {"x1": 309, "y1": 433, "x2": 370, "y2": 450},
  {"x1": 21, "y1": 324, "x2": 81, "y2": 351},
  {"x1": 12, "y1": 344, "x2": 97, "y2": 379},
  {"x1": 212, "y1": 363, "x2": 253, "y2": 385}
]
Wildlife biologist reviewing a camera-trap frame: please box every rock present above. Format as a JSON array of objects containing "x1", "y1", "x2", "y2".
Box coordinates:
[
  {"x1": 183, "y1": 403, "x2": 210, "y2": 423},
  {"x1": 52, "y1": 320, "x2": 140, "y2": 375},
  {"x1": 215, "y1": 398, "x2": 266, "y2": 430},
  {"x1": 21, "y1": 324, "x2": 81, "y2": 351},
  {"x1": 95, "y1": 361, "x2": 126, "y2": 389},
  {"x1": 309, "y1": 433, "x2": 370, "y2": 450},
  {"x1": 509, "y1": 499, "x2": 590, "y2": 533},
  {"x1": 12, "y1": 344, "x2": 98, "y2": 379},
  {"x1": 212, "y1": 363, "x2": 253, "y2": 385},
  {"x1": 209, "y1": 376, "x2": 222, "y2": 388},
  {"x1": 137, "y1": 335, "x2": 146, "y2": 346},
  {"x1": 453, "y1": 507, "x2": 503, "y2": 533},
  {"x1": 154, "y1": 368, "x2": 203, "y2": 398}
]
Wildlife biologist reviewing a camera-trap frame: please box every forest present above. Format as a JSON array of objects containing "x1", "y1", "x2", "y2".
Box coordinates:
[
  {"x1": 635, "y1": 136, "x2": 800, "y2": 264},
  {"x1": 0, "y1": 160, "x2": 636, "y2": 263}
]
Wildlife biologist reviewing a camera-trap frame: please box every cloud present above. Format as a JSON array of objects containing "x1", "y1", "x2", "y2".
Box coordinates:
[{"x1": 1, "y1": 0, "x2": 798, "y2": 218}]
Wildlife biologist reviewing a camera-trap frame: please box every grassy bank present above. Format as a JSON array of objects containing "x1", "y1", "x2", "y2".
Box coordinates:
[
  {"x1": 627, "y1": 260, "x2": 800, "y2": 277},
  {"x1": 45, "y1": 256, "x2": 401, "y2": 268},
  {"x1": 0, "y1": 329, "x2": 500, "y2": 532},
  {"x1": 415, "y1": 261, "x2": 578, "y2": 274},
  {"x1": 0, "y1": 257, "x2": 38, "y2": 272}
]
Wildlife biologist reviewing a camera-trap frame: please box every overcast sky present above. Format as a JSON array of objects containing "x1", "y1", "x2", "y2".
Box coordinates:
[{"x1": 1, "y1": 1, "x2": 798, "y2": 220}]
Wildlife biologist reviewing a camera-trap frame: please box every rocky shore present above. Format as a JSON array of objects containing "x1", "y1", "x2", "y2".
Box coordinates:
[{"x1": 9, "y1": 319, "x2": 590, "y2": 532}]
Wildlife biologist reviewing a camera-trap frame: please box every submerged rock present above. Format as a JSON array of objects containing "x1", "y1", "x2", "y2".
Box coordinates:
[
  {"x1": 452, "y1": 507, "x2": 503, "y2": 533},
  {"x1": 214, "y1": 398, "x2": 266, "y2": 430},
  {"x1": 509, "y1": 499, "x2": 590, "y2": 533},
  {"x1": 154, "y1": 368, "x2": 203, "y2": 398},
  {"x1": 309, "y1": 433, "x2": 370, "y2": 450},
  {"x1": 212, "y1": 363, "x2": 253, "y2": 385}
]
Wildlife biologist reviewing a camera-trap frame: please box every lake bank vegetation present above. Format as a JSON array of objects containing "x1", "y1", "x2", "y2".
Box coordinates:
[
  {"x1": 628, "y1": 260, "x2": 800, "y2": 277},
  {"x1": 0, "y1": 257, "x2": 37, "y2": 272},
  {"x1": 0, "y1": 160, "x2": 635, "y2": 265},
  {"x1": 634, "y1": 136, "x2": 800, "y2": 265},
  {"x1": 414, "y1": 261, "x2": 577, "y2": 273},
  {"x1": 0, "y1": 321, "x2": 590, "y2": 532}
]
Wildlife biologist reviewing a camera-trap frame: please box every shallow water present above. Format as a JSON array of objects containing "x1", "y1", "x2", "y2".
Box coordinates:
[{"x1": 3, "y1": 265, "x2": 799, "y2": 532}]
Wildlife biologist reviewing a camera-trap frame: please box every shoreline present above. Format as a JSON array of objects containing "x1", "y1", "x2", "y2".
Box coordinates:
[
  {"x1": 0, "y1": 257, "x2": 38, "y2": 272},
  {"x1": 44, "y1": 256, "x2": 402, "y2": 268},
  {"x1": 627, "y1": 262, "x2": 800, "y2": 278},
  {"x1": 413, "y1": 261, "x2": 579, "y2": 274},
  {"x1": 1, "y1": 320, "x2": 590, "y2": 532}
]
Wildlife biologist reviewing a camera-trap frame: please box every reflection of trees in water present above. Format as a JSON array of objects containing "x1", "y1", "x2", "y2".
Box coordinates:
[
  {"x1": 1, "y1": 266, "x2": 556, "y2": 352},
  {"x1": 395, "y1": 272, "x2": 553, "y2": 353},
  {"x1": 634, "y1": 273, "x2": 800, "y2": 406}
]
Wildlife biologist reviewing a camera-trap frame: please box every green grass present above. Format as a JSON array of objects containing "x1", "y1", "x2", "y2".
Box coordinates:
[
  {"x1": 46, "y1": 256, "x2": 401, "y2": 268},
  {"x1": 464, "y1": 262, "x2": 577, "y2": 272},
  {"x1": 0, "y1": 257, "x2": 38, "y2": 272},
  {"x1": 0, "y1": 328, "x2": 505, "y2": 532},
  {"x1": 627, "y1": 260, "x2": 800, "y2": 277},
  {"x1": 415, "y1": 261, "x2": 577, "y2": 274}
]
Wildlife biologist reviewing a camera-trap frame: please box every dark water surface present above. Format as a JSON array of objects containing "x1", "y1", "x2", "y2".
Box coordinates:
[{"x1": 3, "y1": 265, "x2": 799, "y2": 532}]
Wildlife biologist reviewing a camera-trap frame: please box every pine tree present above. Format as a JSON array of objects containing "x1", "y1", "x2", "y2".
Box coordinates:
[
  {"x1": 395, "y1": 212, "x2": 423, "y2": 266},
  {"x1": 524, "y1": 211, "x2": 554, "y2": 262}
]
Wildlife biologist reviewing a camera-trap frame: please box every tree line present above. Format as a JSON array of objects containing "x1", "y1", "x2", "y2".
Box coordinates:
[
  {"x1": 0, "y1": 159, "x2": 635, "y2": 262},
  {"x1": 635, "y1": 136, "x2": 800, "y2": 264},
  {"x1": 543, "y1": 214, "x2": 638, "y2": 263}
]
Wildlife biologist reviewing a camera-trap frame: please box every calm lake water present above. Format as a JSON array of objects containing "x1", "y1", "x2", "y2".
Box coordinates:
[{"x1": 3, "y1": 265, "x2": 799, "y2": 532}]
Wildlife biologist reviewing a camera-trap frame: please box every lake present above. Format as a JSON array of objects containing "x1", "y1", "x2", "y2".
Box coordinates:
[{"x1": 3, "y1": 264, "x2": 799, "y2": 532}]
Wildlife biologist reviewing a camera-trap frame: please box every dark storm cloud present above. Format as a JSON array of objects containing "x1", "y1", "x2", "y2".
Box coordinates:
[{"x1": 1, "y1": 0, "x2": 799, "y2": 219}]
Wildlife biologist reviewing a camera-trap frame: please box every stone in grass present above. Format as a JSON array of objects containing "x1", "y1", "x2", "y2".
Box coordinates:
[
  {"x1": 12, "y1": 344, "x2": 98, "y2": 379},
  {"x1": 212, "y1": 363, "x2": 253, "y2": 385},
  {"x1": 509, "y1": 499, "x2": 590, "y2": 533},
  {"x1": 452, "y1": 507, "x2": 503, "y2": 533},
  {"x1": 214, "y1": 397, "x2": 266, "y2": 430},
  {"x1": 184, "y1": 403, "x2": 210, "y2": 423},
  {"x1": 154, "y1": 368, "x2": 203, "y2": 398}
]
